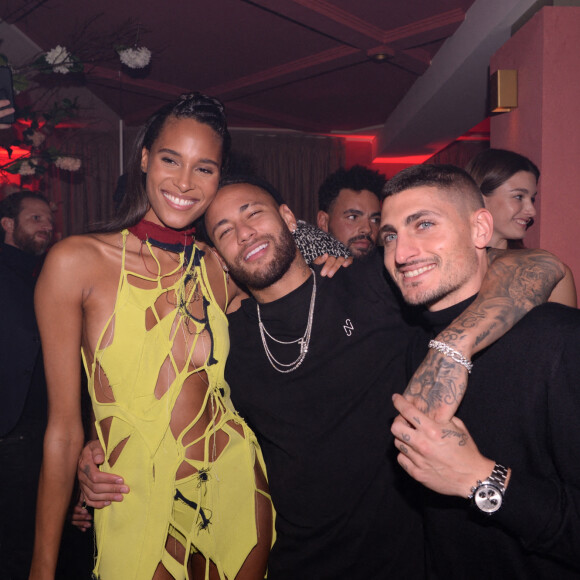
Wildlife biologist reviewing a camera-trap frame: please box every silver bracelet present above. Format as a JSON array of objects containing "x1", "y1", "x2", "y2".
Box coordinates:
[{"x1": 428, "y1": 340, "x2": 473, "y2": 374}]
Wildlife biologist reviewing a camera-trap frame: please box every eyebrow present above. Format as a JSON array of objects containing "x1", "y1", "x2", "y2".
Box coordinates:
[
  {"x1": 342, "y1": 208, "x2": 381, "y2": 216},
  {"x1": 210, "y1": 201, "x2": 265, "y2": 236},
  {"x1": 509, "y1": 186, "x2": 536, "y2": 194},
  {"x1": 380, "y1": 209, "x2": 442, "y2": 234},
  {"x1": 157, "y1": 147, "x2": 220, "y2": 167}
]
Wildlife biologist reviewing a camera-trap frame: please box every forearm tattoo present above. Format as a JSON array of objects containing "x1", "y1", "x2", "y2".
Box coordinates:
[
  {"x1": 406, "y1": 249, "x2": 564, "y2": 418},
  {"x1": 449, "y1": 248, "x2": 565, "y2": 353},
  {"x1": 404, "y1": 351, "x2": 467, "y2": 415}
]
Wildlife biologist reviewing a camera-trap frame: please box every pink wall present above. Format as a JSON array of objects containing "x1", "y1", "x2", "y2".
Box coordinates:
[{"x1": 490, "y1": 7, "x2": 580, "y2": 302}]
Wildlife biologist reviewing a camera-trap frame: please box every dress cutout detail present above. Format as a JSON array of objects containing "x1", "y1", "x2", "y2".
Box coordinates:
[{"x1": 83, "y1": 231, "x2": 272, "y2": 579}]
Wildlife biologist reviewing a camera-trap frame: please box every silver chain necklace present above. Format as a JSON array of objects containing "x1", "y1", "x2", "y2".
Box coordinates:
[{"x1": 256, "y1": 269, "x2": 316, "y2": 373}]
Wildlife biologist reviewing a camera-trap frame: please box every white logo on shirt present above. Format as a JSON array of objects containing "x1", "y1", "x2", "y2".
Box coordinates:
[{"x1": 343, "y1": 319, "x2": 354, "y2": 336}]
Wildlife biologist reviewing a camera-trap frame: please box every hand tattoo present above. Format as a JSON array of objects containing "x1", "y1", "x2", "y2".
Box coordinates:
[
  {"x1": 400, "y1": 444, "x2": 409, "y2": 455},
  {"x1": 441, "y1": 429, "x2": 469, "y2": 446}
]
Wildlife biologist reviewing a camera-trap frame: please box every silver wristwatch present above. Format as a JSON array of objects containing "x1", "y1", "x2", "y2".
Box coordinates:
[{"x1": 469, "y1": 463, "x2": 509, "y2": 514}]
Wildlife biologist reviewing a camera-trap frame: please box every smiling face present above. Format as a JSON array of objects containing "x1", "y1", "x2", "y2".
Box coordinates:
[
  {"x1": 3, "y1": 198, "x2": 54, "y2": 255},
  {"x1": 380, "y1": 186, "x2": 491, "y2": 311},
  {"x1": 140, "y1": 116, "x2": 222, "y2": 230},
  {"x1": 483, "y1": 170, "x2": 537, "y2": 249},
  {"x1": 206, "y1": 183, "x2": 300, "y2": 292},
  {"x1": 317, "y1": 188, "x2": 381, "y2": 258}
]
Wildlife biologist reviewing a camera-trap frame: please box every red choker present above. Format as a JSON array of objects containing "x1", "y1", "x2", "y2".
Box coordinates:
[{"x1": 128, "y1": 219, "x2": 196, "y2": 253}]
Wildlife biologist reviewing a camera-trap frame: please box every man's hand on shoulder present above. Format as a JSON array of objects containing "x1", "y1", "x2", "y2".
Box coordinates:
[{"x1": 312, "y1": 253, "x2": 353, "y2": 277}]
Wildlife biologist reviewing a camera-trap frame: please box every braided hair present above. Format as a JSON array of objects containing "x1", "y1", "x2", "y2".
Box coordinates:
[{"x1": 103, "y1": 92, "x2": 230, "y2": 233}]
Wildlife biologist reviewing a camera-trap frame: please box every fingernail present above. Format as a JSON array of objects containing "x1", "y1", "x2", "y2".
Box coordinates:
[{"x1": 120, "y1": 485, "x2": 129, "y2": 493}]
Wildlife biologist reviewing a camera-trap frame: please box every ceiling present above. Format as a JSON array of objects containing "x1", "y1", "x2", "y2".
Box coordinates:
[{"x1": 0, "y1": 0, "x2": 552, "y2": 158}]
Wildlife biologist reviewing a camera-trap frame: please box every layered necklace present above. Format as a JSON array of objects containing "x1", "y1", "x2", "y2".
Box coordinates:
[{"x1": 256, "y1": 268, "x2": 316, "y2": 373}]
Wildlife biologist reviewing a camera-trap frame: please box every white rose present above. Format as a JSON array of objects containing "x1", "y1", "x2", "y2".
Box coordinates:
[
  {"x1": 118, "y1": 47, "x2": 152, "y2": 69},
  {"x1": 55, "y1": 156, "x2": 81, "y2": 171},
  {"x1": 30, "y1": 132, "x2": 46, "y2": 147},
  {"x1": 45, "y1": 45, "x2": 72, "y2": 74},
  {"x1": 19, "y1": 161, "x2": 36, "y2": 175}
]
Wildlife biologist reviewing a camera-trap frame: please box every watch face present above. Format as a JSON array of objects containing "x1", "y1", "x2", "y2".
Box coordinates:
[{"x1": 473, "y1": 483, "x2": 503, "y2": 513}]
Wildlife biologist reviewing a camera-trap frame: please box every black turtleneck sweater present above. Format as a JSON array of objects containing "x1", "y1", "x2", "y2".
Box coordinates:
[{"x1": 408, "y1": 297, "x2": 580, "y2": 579}]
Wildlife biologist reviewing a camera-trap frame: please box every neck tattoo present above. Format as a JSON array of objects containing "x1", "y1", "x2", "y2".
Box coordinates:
[{"x1": 256, "y1": 268, "x2": 316, "y2": 373}]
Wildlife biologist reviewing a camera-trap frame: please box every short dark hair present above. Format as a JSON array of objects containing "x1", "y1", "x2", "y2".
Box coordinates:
[
  {"x1": 0, "y1": 190, "x2": 50, "y2": 241},
  {"x1": 198, "y1": 175, "x2": 285, "y2": 244},
  {"x1": 383, "y1": 164, "x2": 484, "y2": 212},
  {"x1": 318, "y1": 165, "x2": 386, "y2": 212},
  {"x1": 99, "y1": 92, "x2": 230, "y2": 234},
  {"x1": 218, "y1": 174, "x2": 285, "y2": 205},
  {"x1": 465, "y1": 148, "x2": 540, "y2": 197}
]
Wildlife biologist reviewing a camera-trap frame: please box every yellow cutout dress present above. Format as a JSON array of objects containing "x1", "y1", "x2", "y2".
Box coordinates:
[{"x1": 83, "y1": 232, "x2": 272, "y2": 579}]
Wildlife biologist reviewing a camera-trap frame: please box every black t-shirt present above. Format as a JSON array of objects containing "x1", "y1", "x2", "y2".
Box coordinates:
[{"x1": 227, "y1": 257, "x2": 424, "y2": 579}]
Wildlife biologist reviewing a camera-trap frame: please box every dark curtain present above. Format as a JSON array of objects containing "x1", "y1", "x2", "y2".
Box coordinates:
[
  {"x1": 230, "y1": 132, "x2": 345, "y2": 223},
  {"x1": 427, "y1": 140, "x2": 488, "y2": 169},
  {"x1": 45, "y1": 130, "x2": 120, "y2": 237}
]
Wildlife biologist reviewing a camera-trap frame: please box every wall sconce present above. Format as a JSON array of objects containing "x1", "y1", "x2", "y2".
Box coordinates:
[{"x1": 490, "y1": 69, "x2": 518, "y2": 113}]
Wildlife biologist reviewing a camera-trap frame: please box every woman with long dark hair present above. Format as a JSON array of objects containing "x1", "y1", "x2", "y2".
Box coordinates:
[
  {"x1": 30, "y1": 93, "x2": 274, "y2": 580},
  {"x1": 466, "y1": 148, "x2": 576, "y2": 307}
]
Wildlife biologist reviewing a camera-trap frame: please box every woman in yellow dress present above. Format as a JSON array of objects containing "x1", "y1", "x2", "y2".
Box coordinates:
[{"x1": 29, "y1": 93, "x2": 274, "y2": 580}]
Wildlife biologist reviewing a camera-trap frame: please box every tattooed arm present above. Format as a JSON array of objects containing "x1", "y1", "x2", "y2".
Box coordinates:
[{"x1": 405, "y1": 248, "x2": 565, "y2": 421}]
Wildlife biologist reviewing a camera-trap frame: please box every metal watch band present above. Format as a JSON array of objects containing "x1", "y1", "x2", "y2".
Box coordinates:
[
  {"x1": 468, "y1": 462, "x2": 508, "y2": 499},
  {"x1": 469, "y1": 462, "x2": 509, "y2": 514},
  {"x1": 487, "y1": 463, "x2": 509, "y2": 492}
]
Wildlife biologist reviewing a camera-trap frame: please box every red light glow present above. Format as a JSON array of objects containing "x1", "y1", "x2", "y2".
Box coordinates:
[
  {"x1": 373, "y1": 154, "x2": 432, "y2": 164},
  {"x1": 0, "y1": 146, "x2": 30, "y2": 161}
]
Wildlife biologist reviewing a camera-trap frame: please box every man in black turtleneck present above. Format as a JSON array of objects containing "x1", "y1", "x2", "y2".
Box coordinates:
[
  {"x1": 0, "y1": 191, "x2": 53, "y2": 579},
  {"x1": 382, "y1": 164, "x2": 580, "y2": 578}
]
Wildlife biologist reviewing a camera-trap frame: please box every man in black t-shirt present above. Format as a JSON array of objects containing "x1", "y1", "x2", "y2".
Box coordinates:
[
  {"x1": 383, "y1": 164, "x2": 580, "y2": 578},
  {"x1": 208, "y1": 177, "x2": 421, "y2": 579}
]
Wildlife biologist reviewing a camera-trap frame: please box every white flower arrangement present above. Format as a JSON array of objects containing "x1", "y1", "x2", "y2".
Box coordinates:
[
  {"x1": 30, "y1": 131, "x2": 46, "y2": 148},
  {"x1": 55, "y1": 156, "x2": 82, "y2": 171},
  {"x1": 45, "y1": 45, "x2": 74, "y2": 74},
  {"x1": 19, "y1": 161, "x2": 36, "y2": 175},
  {"x1": 118, "y1": 46, "x2": 151, "y2": 69}
]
